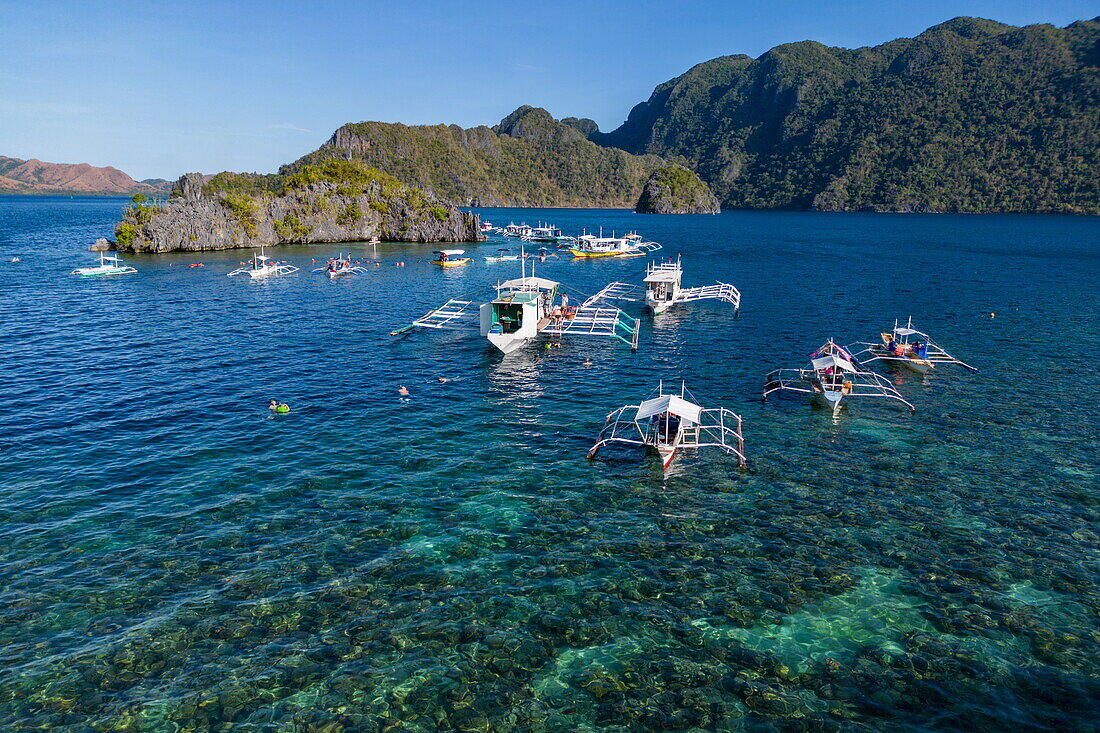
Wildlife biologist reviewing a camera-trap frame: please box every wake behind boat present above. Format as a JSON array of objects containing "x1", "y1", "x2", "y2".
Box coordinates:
[{"x1": 70, "y1": 253, "x2": 137, "y2": 277}]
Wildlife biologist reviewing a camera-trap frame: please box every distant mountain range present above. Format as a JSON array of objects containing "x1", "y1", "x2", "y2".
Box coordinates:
[{"x1": 0, "y1": 156, "x2": 170, "y2": 196}]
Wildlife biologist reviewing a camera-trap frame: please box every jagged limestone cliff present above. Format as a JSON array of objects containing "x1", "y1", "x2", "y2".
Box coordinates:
[
  {"x1": 109, "y1": 161, "x2": 480, "y2": 253},
  {"x1": 635, "y1": 164, "x2": 720, "y2": 214},
  {"x1": 594, "y1": 17, "x2": 1100, "y2": 213},
  {"x1": 285, "y1": 106, "x2": 668, "y2": 208}
]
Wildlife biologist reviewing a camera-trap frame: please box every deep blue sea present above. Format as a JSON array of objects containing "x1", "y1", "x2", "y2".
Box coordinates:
[{"x1": 1, "y1": 196, "x2": 1098, "y2": 731}]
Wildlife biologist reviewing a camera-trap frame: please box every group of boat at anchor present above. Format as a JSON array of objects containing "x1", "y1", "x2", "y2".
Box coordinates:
[
  {"x1": 763, "y1": 318, "x2": 978, "y2": 412},
  {"x1": 392, "y1": 253, "x2": 746, "y2": 470},
  {"x1": 480, "y1": 221, "x2": 664, "y2": 259}
]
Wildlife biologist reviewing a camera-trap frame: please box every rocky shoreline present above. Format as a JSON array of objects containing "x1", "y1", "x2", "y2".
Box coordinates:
[{"x1": 103, "y1": 168, "x2": 481, "y2": 253}]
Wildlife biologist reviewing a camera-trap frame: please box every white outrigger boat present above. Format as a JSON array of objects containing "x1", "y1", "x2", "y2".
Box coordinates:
[
  {"x1": 523, "y1": 224, "x2": 575, "y2": 245},
  {"x1": 500, "y1": 223, "x2": 533, "y2": 238},
  {"x1": 851, "y1": 318, "x2": 977, "y2": 374},
  {"x1": 763, "y1": 340, "x2": 915, "y2": 413},
  {"x1": 484, "y1": 248, "x2": 520, "y2": 262},
  {"x1": 391, "y1": 257, "x2": 641, "y2": 354},
  {"x1": 227, "y1": 247, "x2": 299, "y2": 278},
  {"x1": 312, "y1": 253, "x2": 370, "y2": 278},
  {"x1": 587, "y1": 381, "x2": 746, "y2": 470},
  {"x1": 480, "y1": 221, "x2": 497, "y2": 234},
  {"x1": 568, "y1": 232, "x2": 661, "y2": 258},
  {"x1": 70, "y1": 253, "x2": 137, "y2": 277},
  {"x1": 597, "y1": 255, "x2": 740, "y2": 314}
]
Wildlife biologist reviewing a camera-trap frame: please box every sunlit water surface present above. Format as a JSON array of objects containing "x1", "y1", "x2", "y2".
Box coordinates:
[{"x1": 1, "y1": 197, "x2": 1098, "y2": 730}]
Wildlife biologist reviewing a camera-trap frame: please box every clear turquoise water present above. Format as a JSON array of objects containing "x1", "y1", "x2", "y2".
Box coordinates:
[{"x1": 1, "y1": 197, "x2": 1098, "y2": 730}]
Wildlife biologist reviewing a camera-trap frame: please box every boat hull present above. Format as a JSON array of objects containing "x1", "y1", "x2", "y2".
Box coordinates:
[
  {"x1": 486, "y1": 333, "x2": 529, "y2": 354},
  {"x1": 647, "y1": 296, "x2": 673, "y2": 315},
  {"x1": 432, "y1": 258, "x2": 470, "y2": 267}
]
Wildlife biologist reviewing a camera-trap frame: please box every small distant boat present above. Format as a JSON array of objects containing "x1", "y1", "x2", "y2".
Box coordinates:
[
  {"x1": 587, "y1": 381, "x2": 746, "y2": 470},
  {"x1": 480, "y1": 221, "x2": 496, "y2": 234},
  {"x1": 851, "y1": 318, "x2": 978, "y2": 374},
  {"x1": 431, "y1": 249, "x2": 470, "y2": 267},
  {"x1": 227, "y1": 247, "x2": 299, "y2": 278},
  {"x1": 500, "y1": 223, "x2": 532, "y2": 238},
  {"x1": 312, "y1": 253, "x2": 370, "y2": 278},
  {"x1": 10, "y1": 257, "x2": 20, "y2": 263},
  {"x1": 484, "y1": 248, "x2": 519, "y2": 262},
  {"x1": 568, "y1": 231, "x2": 662, "y2": 258},
  {"x1": 523, "y1": 223, "x2": 575, "y2": 245},
  {"x1": 763, "y1": 340, "x2": 915, "y2": 413},
  {"x1": 369, "y1": 236, "x2": 382, "y2": 245},
  {"x1": 70, "y1": 253, "x2": 137, "y2": 277}
]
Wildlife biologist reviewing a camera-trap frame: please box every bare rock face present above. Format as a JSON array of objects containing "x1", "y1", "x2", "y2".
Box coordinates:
[
  {"x1": 635, "y1": 164, "x2": 721, "y2": 214},
  {"x1": 88, "y1": 238, "x2": 113, "y2": 252},
  {"x1": 112, "y1": 170, "x2": 482, "y2": 253}
]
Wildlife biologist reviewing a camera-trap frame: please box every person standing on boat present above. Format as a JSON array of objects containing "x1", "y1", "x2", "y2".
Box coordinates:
[{"x1": 561, "y1": 292, "x2": 569, "y2": 316}]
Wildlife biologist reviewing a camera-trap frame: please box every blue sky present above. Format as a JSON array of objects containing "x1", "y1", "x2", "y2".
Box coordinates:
[{"x1": 1, "y1": 0, "x2": 1094, "y2": 180}]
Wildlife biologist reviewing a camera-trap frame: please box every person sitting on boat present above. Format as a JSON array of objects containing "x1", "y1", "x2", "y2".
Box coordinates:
[
  {"x1": 914, "y1": 342, "x2": 928, "y2": 358},
  {"x1": 887, "y1": 337, "x2": 898, "y2": 354}
]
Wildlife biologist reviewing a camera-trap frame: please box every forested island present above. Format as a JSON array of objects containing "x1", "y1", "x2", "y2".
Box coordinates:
[{"x1": 106, "y1": 16, "x2": 1098, "y2": 249}]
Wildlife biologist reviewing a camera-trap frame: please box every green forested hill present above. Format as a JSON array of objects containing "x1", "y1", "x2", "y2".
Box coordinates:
[
  {"x1": 285, "y1": 106, "x2": 668, "y2": 208},
  {"x1": 593, "y1": 17, "x2": 1100, "y2": 213}
]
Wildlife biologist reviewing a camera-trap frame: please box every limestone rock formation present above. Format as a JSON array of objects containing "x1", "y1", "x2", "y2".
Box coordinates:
[
  {"x1": 635, "y1": 164, "x2": 720, "y2": 214},
  {"x1": 110, "y1": 161, "x2": 481, "y2": 253}
]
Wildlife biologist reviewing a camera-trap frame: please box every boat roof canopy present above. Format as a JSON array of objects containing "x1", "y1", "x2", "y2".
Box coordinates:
[
  {"x1": 500, "y1": 276, "x2": 559, "y2": 291},
  {"x1": 894, "y1": 327, "x2": 923, "y2": 336},
  {"x1": 812, "y1": 354, "x2": 858, "y2": 372},
  {"x1": 644, "y1": 271, "x2": 679, "y2": 283},
  {"x1": 436, "y1": 249, "x2": 465, "y2": 255},
  {"x1": 635, "y1": 394, "x2": 703, "y2": 424}
]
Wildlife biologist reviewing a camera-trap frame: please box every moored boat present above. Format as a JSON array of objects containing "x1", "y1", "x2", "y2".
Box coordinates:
[
  {"x1": 851, "y1": 318, "x2": 978, "y2": 374},
  {"x1": 587, "y1": 381, "x2": 746, "y2": 469},
  {"x1": 70, "y1": 253, "x2": 137, "y2": 277},
  {"x1": 431, "y1": 249, "x2": 471, "y2": 267},
  {"x1": 227, "y1": 247, "x2": 300, "y2": 278},
  {"x1": 763, "y1": 340, "x2": 915, "y2": 413}
]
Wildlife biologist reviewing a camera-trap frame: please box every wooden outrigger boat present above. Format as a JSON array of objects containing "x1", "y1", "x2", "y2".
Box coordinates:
[
  {"x1": 763, "y1": 340, "x2": 915, "y2": 413},
  {"x1": 851, "y1": 317, "x2": 977, "y2": 374},
  {"x1": 568, "y1": 232, "x2": 662, "y2": 258},
  {"x1": 227, "y1": 247, "x2": 299, "y2": 278},
  {"x1": 312, "y1": 253, "x2": 370, "y2": 278},
  {"x1": 499, "y1": 223, "x2": 532, "y2": 238},
  {"x1": 597, "y1": 255, "x2": 740, "y2": 314},
  {"x1": 391, "y1": 258, "x2": 641, "y2": 355},
  {"x1": 431, "y1": 249, "x2": 470, "y2": 267},
  {"x1": 523, "y1": 223, "x2": 575, "y2": 245},
  {"x1": 70, "y1": 253, "x2": 137, "y2": 277},
  {"x1": 587, "y1": 381, "x2": 746, "y2": 470},
  {"x1": 484, "y1": 248, "x2": 520, "y2": 262}
]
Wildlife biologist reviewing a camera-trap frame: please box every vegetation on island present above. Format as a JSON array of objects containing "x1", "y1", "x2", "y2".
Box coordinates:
[
  {"x1": 594, "y1": 17, "x2": 1100, "y2": 213},
  {"x1": 635, "y1": 164, "x2": 721, "y2": 214},
  {"x1": 111, "y1": 160, "x2": 479, "y2": 252},
  {"x1": 284, "y1": 106, "x2": 670, "y2": 208}
]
